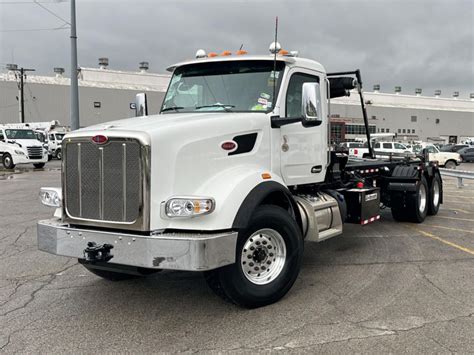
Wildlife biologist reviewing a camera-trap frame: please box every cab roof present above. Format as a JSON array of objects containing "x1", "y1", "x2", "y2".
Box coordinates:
[{"x1": 166, "y1": 54, "x2": 326, "y2": 74}]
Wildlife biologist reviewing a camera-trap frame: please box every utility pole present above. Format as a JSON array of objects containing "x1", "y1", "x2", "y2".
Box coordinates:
[
  {"x1": 6, "y1": 64, "x2": 35, "y2": 123},
  {"x1": 70, "y1": 0, "x2": 80, "y2": 130}
]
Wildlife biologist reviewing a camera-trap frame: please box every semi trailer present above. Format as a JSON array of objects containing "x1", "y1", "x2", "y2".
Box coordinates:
[{"x1": 37, "y1": 45, "x2": 443, "y2": 308}]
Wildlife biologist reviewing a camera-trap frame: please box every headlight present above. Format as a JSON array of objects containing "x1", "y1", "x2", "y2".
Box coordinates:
[
  {"x1": 39, "y1": 187, "x2": 62, "y2": 207},
  {"x1": 14, "y1": 149, "x2": 25, "y2": 155},
  {"x1": 164, "y1": 197, "x2": 215, "y2": 218}
]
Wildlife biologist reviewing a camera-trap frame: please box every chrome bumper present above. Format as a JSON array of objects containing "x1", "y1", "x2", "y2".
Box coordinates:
[{"x1": 37, "y1": 219, "x2": 237, "y2": 271}]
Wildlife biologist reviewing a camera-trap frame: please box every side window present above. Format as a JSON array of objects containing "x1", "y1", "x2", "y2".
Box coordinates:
[
  {"x1": 374, "y1": 143, "x2": 380, "y2": 148},
  {"x1": 286, "y1": 73, "x2": 319, "y2": 118},
  {"x1": 49, "y1": 134, "x2": 55, "y2": 141},
  {"x1": 0, "y1": 131, "x2": 4, "y2": 141},
  {"x1": 383, "y1": 143, "x2": 391, "y2": 149},
  {"x1": 394, "y1": 143, "x2": 405, "y2": 150},
  {"x1": 426, "y1": 146, "x2": 437, "y2": 153}
]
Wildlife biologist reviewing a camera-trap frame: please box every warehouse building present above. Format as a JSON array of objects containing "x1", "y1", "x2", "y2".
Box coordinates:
[{"x1": 1, "y1": 58, "x2": 473, "y2": 143}]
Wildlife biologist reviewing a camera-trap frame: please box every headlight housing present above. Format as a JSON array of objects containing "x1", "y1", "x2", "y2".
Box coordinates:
[
  {"x1": 164, "y1": 197, "x2": 215, "y2": 218},
  {"x1": 39, "y1": 187, "x2": 62, "y2": 207},
  {"x1": 14, "y1": 149, "x2": 25, "y2": 155}
]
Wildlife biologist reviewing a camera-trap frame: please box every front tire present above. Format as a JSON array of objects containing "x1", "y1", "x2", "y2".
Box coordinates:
[
  {"x1": 33, "y1": 163, "x2": 45, "y2": 169},
  {"x1": 2, "y1": 153, "x2": 15, "y2": 169},
  {"x1": 205, "y1": 205, "x2": 304, "y2": 308},
  {"x1": 55, "y1": 149, "x2": 62, "y2": 160}
]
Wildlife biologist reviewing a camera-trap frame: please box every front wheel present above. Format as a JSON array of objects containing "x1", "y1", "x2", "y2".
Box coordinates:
[
  {"x1": 205, "y1": 205, "x2": 304, "y2": 308},
  {"x1": 55, "y1": 149, "x2": 62, "y2": 160},
  {"x1": 2, "y1": 153, "x2": 15, "y2": 169},
  {"x1": 33, "y1": 163, "x2": 45, "y2": 169}
]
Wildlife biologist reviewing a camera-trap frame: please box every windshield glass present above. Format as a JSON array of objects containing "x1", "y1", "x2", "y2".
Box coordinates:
[
  {"x1": 5, "y1": 129, "x2": 37, "y2": 140},
  {"x1": 161, "y1": 60, "x2": 285, "y2": 113}
]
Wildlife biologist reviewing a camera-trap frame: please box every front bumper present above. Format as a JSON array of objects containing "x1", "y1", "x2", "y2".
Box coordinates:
[
  {"x1": 14, "y1": 154, "x2": 48, "y2": 164},
  {"x1": 37, "y1": 219, "x2": 237, "y2": 271}
]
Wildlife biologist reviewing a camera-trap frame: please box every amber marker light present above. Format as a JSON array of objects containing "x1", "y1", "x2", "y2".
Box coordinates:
[
  {"x1": 208, "y1": 52, "x2": 218, "y2": 57},
  {"x1": 262, "y1": 173, "x2": 272, "y2": 180},
  {"x1": 236, "y1": 49, "x2": 248, "y2": 55},
  {"x1": 221, "y1": 50, "x2": 232, "y2": 56}
]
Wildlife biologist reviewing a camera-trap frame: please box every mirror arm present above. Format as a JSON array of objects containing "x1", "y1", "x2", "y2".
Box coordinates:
[{"x1": 271, "y1": 116, "x2": 302, "y2": 128}]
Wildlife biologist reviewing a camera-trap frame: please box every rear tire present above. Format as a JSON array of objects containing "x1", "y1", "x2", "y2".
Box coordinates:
[
  {"x1": 428, "y1": 173, "x2": 442, "y2": 216},
  {"x1": 444, "y1": 160, "x2": 456, "y2": 169},
  {"x1": 205, "y1": 205, "x2": 304, "y2": 308},
  {"x1": 2, "y1": 153, "x2": 15, "y2": 169},
  {"x1": 391, "y1": 176, "x2": 429, "y2": 223}
]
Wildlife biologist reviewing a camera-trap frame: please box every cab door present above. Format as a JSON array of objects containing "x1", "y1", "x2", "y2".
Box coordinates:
[{"x1": 279, "y1": 69, "x2": 328, "y2": 185}]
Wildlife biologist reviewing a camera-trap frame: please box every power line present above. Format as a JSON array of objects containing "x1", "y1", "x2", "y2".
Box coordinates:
[
  {"x1": 0, "y1": 26, "x2": 69, "y2": 32},
  {"x1": 34, "y1": 0, "x2": 70, "y2": 25}
]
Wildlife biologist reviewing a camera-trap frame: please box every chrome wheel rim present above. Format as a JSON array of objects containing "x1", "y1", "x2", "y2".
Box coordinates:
[
  {"x1": 4, "y1": 156, "x2": 11, "y2": 167},
  {"x1": 419, "y1": 183, "x2": 427, "y2": 213},
  {"x1": 432, "y1": 179, "x2": 440, "y2": 207},
  {"x1": 241, "y1": 228, "x2": 286, "y2": 285}
]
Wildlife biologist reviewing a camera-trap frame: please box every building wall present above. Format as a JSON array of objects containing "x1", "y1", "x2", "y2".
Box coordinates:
[
  {"x1": 331, "y1": 102, "x2": 474, "y2": 143},
  {"x1": 0, "y1": 81, "x2": 165, "y2": 127}
]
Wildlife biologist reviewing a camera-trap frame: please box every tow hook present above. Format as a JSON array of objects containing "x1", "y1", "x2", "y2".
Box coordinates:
[{"x1": 83, "y1": 242, "x2": 114, "y2": 262}]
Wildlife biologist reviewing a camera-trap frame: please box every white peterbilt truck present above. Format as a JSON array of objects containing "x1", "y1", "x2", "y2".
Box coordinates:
[{"x1": 38, "y1": 46, "x2": 443, "y2": 308}]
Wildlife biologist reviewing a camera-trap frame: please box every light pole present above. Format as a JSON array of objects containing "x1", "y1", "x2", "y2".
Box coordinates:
[{"x1": 70, "y1": 0, "x2": 80, "y2": 130}]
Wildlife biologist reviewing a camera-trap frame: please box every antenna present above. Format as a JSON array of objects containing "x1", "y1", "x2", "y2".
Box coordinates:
[{"x1": 272, "y1": 16, "x2": 278, "y2": 111}]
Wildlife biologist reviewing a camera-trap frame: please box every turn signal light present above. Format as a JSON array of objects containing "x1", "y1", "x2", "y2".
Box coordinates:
[{"x1": 262, "y1": 173, "x2": 272, "y2": 180}]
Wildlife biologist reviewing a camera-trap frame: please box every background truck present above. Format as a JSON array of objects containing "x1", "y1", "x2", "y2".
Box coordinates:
[
  {"x1": 38, "y1": 45, "x2": 443, "y2": 308},
  {"x1": 414, "y1": 143, "x2": 462, "y2": 169},
  {"x1": 0, "y1": 124, "x2": 48, "y2": 169}
]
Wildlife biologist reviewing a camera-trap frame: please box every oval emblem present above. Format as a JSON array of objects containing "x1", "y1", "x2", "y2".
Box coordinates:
[
  {"x1": 221, "y1": 141, "x2": 237, "y2": 151},
  {"x1": 91, "y1": 135, "x2": 108, "y2": 145}
]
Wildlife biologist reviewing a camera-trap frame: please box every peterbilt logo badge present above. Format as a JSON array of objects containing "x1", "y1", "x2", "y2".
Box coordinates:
[{"x1": 91, "y1": 135, "x2": 108, "y2": 144}]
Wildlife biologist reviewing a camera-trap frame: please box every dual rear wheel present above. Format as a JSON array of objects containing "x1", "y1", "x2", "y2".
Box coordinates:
[{"x1": 391, "y1": 173, "x2": 441, "y2": 223}]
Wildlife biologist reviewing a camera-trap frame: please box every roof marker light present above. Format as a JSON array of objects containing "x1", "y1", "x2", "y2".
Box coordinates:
[
  {"x1": 195, "y1": 49, "x2": 207, "y2": 58},
  {"x1": 236, "y1": 49, "x2": 248, "y2": 55},
  {"x1": 208, "y1": 52, "x2": 218, "y2": 58},
  {"x1": 221, "y1": 50, "x2": 232, "y2": 56},
  {"x1": 278, "y1": 49, "x2": 289, "y2": 55}
]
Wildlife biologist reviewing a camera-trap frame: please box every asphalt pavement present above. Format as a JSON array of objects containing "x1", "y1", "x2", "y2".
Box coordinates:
[{"x1": 0, "y1": 161, "x2": 473, "y2": 353}]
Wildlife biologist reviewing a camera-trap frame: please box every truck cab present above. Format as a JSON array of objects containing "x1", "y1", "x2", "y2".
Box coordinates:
[
  {"x1": 0, "y1": 126, "x2": 48, "y2": 169},
  {"x1": 37, "y1": 46, "x2": 443, "y2": 308}
]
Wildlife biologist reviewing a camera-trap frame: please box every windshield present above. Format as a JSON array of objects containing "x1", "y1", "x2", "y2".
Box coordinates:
[
  {"x1": 5, "y1": 129, "x2": 37, "y2": 140},
  {"x1": 161, "y1": 60, "x2": 285, "y2": 113}
]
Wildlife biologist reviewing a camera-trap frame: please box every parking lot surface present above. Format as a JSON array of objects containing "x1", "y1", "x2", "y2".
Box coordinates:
[{"x1": 0, "y1": 161, "x2": 473, "y2": 353}]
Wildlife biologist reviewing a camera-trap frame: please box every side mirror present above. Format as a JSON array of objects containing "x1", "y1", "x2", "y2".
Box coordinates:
[
  {"x1": 135, "y1": 93, "x2": 148, "y2": 117},
  {"x1": 301, "y1": 82, "x2": 322, "y2": 126}
]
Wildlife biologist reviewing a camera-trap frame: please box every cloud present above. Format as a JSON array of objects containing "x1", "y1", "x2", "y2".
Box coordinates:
[{"x1": 1, "y1": 0, "x2": 472, "y2": 97}]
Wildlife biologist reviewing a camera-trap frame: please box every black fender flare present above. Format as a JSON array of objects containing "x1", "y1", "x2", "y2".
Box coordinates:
[{"x1": 232, "y1": 181, "x2": 302, "y2": 231}]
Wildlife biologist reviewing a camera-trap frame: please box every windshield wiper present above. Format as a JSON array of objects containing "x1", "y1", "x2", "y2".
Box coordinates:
[
  {"x1": 161, "y1": 106, "x2": 184, "y2": 112},
  {"x1": 195, "y1": 103, "x2": 235, "y2": 112}
]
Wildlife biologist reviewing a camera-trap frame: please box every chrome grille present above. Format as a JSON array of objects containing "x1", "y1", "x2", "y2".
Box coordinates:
[
  {"x1": 64, "y1": 139, "x2": 142, "y2": 224},
  {"x1": 27, "y1": 146, "x2": 43, "y2": 159}
]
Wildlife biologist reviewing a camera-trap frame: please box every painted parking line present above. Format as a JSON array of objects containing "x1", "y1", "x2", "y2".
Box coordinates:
[
  {"x1": 443, "y1": 194, "x2": 474, "y2": 199},
  {"x1": 407, "y1": 226, "x2": 474, "y2": 256},
  {"x1": 434, "y1": 216, "x2": 474, "y2": 222},
  {"x1": 419, "y1": 224, "x2": 474, "y2": 234},
  {"x1": 443, "y1": 208, "x2": 473, "y2": 214}
]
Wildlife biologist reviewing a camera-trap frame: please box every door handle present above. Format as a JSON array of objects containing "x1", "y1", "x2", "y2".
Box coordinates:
[{"x1": 311, "y1": 165, "x2": 322, "y2": 173}]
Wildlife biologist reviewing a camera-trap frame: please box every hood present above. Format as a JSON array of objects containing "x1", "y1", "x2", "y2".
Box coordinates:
[
  {"x1": 6, "y1": 139, "x2": 43, "y2": 148},
  {"x1": 77, "y1": 112, "x2": 267, "y2": 137}
]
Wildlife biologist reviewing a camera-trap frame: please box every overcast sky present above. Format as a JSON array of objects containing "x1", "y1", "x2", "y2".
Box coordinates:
[{"x1": 1, "y1": 0, "x2": 473, "y2": 98}]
